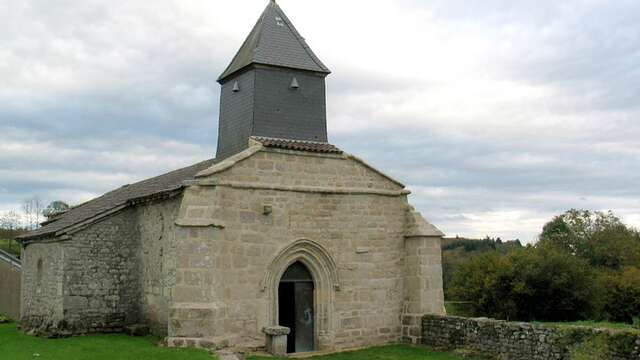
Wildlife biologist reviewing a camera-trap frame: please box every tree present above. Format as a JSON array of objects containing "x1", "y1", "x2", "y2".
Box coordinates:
[
  {"x1": 22, "y1": 196, "x2": 43, "y2": 230},
  {"x1": 598, "y1": 267, "x2": 640, "y2": 323},
  {"x1": 0, "y1": 210, "x2": 20, "y2": 231},
  {"x1": 449, "y1": 246, "x2": 597, "y2": 322},
  {"x1": 539, "y1": 209, "x2": 640, "y2": 269},
  {"x1": 441, "y1": 237, "x2": 523, "y2": 298},
  {"x1": 43, "y1": 200, "x2": 70, "y2": 219},
  {"x1": 0, "y1": 210, "x2": 23, "y2": 257}
]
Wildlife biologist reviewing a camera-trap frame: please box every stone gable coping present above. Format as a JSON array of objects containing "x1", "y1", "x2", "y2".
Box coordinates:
[
  {"x1": 406, "y1": 207, "x2": 445, "y2": 238},
  {"x1": 196, "y1": 145, "x2": 264, "y2": 178},
  {"x1": 344, "y1": 154, "x2": 406, "y2": 188}
]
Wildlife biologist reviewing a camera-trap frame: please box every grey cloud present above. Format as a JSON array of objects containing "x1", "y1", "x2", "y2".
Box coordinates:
[{"x1": 2, "y1": 0, "x2": 639, "y2": 242}]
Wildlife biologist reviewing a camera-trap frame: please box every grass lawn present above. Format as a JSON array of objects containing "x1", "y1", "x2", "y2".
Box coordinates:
[
  {"x1": 1, "y1": 322, "x2": 480, "y2": 360},
  {"x1": 0, "y1": 323, "x2": 213, "y2": 360},
  {"x1": 248, "y1": 345, "x2": 483, "y2": 360},
  {"x1": 532, "y1": 320, "x2": 639, "y2": 332},
  {"x1": 444, "y1": 301, "x2": 475, "y2": 317}
]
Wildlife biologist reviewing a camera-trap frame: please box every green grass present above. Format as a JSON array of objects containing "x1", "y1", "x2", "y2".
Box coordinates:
[
  {"x1": 0, "y1": 323, "x2": 479, "y2": 360},
  {"x1": 248, "y1": 345, "x2": 483, "y2": 360},
  {"x1": 0, "y1": 314, "x2": 12, "y2": 323},
  {"x1": 532, "y1": 320, "x2": 639, "y2": 332},
  {"x1": 0, "y1": 323, "x2": 213, "y2": 360},
  {"x1": 0, "y1": 238, "x2": 21, "y2": 257},
  {"x1": 444, "y1": 301, "x2": 475, "y2": 317}
]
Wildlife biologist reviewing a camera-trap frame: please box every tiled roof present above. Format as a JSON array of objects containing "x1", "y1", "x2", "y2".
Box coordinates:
[
  {"x1": 218, "y1": 0, "x2": 330, "y2": 82},
  {"x1": 19, "y1": 159, "x2": 216, "y2": 240},
  {"x1": 252, "y1": 136, "x2": 343, "y2": 154}
]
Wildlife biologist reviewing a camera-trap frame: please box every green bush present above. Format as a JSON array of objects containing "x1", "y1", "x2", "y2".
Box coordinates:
[
  {"x1": 449, "y1": 209, "x2": 640, "y2": 324},
  {"x1": 450, "y1": 246, "x2": 597, "y2": 321},
  {"x1": 568, "y1": 336, "x2": 609, "y2": 360},
  {"x1": 0, "y1": 239, "x2": 21, "y2": 258},
  {"x1": 598, "y1": 267, "x2": 640, "y2": 324},
  {"x1": 0, "y1": 314, "x2": 12, "y2": 323}
]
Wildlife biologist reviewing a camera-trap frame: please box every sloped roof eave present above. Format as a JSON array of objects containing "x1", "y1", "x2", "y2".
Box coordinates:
[
  {"x1": 18, "y1": 158, "x2": 216, "y2": 242},
  {"x1": 18, "y1": 187, "x2": 186, "y2": 242}
]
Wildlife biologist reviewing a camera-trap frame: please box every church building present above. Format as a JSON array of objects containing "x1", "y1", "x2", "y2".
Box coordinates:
[{"x1": 19, "y1": 1, "x2": 445, "y2": 354}]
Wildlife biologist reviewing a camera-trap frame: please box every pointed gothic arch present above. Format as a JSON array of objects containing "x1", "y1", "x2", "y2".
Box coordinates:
[{"x1": 262, "y1": 239, "x2": 340, "y2": 350}]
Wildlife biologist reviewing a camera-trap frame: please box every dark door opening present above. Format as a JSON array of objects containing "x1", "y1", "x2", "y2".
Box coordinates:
[{"x1": 278, "y1": 262, "x2": 315, "y2": 353}]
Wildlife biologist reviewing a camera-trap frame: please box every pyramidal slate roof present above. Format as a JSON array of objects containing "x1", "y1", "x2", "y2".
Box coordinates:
[
  {"x1": 218, "y1": 0, "x2": 330, "y2": 82},
  {"x1": 19, "y1": 159, "x2": 216, "y2": 240}
]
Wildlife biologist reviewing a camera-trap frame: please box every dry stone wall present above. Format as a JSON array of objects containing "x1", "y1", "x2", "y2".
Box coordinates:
[{"x1": 422, "y1": 315, "x2": 640, "y2": 360}]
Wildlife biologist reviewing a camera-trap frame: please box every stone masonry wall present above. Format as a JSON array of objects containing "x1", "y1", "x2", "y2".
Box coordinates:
[
  {"x1": 20, "y1": 196, "x2": 182, "y2": 337},
  {"x1": 401, "y1": 235, "x2": 445, "y2": 344},
  {"x1": 137, "y1": 196, "x2": 182, "y2": 336},
  {"x1": 423, "y1": 315, "x2": 640, "y2": 360},
  {"x1": 172, "y1": 186, "x2": 407, "y2": 350},
  {"x1": 60, "y1": 209, "x2": 140, "y2": 333},
  {"x1": 20, "y1": 241, "x2": 65, "y2": 334},
  {"x1": 169, "y1": 147, "x2": 444, "y2": 352}
]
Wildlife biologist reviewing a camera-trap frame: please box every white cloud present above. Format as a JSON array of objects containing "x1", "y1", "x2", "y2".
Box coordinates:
[{"x1": 1, "y1": 0, "x2": 639, "y2": 241}]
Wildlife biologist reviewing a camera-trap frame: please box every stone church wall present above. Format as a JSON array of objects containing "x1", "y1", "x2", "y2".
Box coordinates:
[
  {"x1": 137, "y1": 196, "x2": 182, "y2": 336},
  {"x1": 169, "y1": 148, "x2": 444, "y2": 351},
  {"x1": 20, "y1": 241, "x2": 65, "y2": 334},
  {"x1": 60, "y1": 208, "x2": 140, "y2": 333},
  {"x1": 20, "y1": 196, "x2": 182, "y2": 336}
]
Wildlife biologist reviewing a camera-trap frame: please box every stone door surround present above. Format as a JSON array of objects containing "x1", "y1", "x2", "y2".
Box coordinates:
[{"x1": 261, "y1": 239, "x2": 340, "y2": 351}]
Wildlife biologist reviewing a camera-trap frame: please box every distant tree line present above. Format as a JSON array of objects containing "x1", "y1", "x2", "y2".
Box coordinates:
[
  {"x1": 448, "y1": 210, "x2": 640, "y2": 324},
  {"x1": 441, "y1": 236, "x2": 523, "y2": 298},
  {"x1": 0, "y1": 197, "x2": 69, "y2": 257}
]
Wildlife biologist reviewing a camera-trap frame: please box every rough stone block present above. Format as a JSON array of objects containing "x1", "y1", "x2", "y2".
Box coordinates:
[{"x1": 263, "y1": 326, "x2": 290, "y2": 356}]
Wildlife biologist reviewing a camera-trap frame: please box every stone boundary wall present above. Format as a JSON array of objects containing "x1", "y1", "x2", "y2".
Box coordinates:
[
  {"x1": 423, "y1": 315, "x2": 640, "y2": 360},
  {"x1": 0, "y1": 250, "x2": 21, "y2": 320}
]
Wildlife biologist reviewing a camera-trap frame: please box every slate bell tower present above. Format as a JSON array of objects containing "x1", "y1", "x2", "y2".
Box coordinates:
[{"x1": 216, "y1": 0, "x2": 331, "y2": 160}]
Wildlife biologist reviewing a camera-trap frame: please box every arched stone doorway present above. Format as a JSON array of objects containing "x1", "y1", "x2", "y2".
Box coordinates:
[
  {"x1": 262, "y1": 239, "x2": 341, "y2": 352},
  {"x1": 279, "y1": 262, "x2": 315, "y2": 353}
]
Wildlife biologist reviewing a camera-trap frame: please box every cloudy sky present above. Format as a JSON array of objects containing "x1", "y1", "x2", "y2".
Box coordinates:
[{"x1": 2, "y1": 0, "x2": 640, "y2": 242}]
